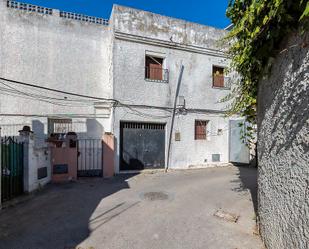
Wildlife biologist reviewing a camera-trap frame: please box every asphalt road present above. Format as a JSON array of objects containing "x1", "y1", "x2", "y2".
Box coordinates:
[{"x1": 0, "y1": 166, "x2": 263, "y2": 249}]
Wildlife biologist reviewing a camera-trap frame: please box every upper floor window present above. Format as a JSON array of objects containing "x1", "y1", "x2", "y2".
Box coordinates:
[
  {"x1": 145, "y1": 54, "x2": 169, "y2": 83},
  {"x1": 213, "y1": 66, "x2": 230, "y2": 89}
]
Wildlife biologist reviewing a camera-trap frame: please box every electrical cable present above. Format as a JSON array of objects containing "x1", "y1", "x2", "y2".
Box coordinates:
[
  {"x1": 0, "y1": 77, "x2": 116, "y2": 102},
  {"x1": 0, "y1": 81, "x2": 94, "y2": 104},
  {"x1": 0, "y1": 85, "x2": 94, "y2": 107},
  {"x1": 0, "y1": 76, "x2": 229, "y2": 119}
]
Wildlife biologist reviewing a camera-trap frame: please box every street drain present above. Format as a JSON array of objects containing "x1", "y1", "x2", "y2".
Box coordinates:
[{"x1": 143, "y1": 191, "x2": 169, "y2": 201}]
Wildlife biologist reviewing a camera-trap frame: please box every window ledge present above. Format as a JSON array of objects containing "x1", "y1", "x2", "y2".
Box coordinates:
[
  {"x1": 145, "y1": 78, "x2": 169, "y2": 83},
  {"x1": 212, "y1": 86, "x2": 231, "y2": 90}
]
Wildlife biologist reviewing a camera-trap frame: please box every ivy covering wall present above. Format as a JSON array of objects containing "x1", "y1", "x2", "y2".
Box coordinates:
[{"x1": 225, "y1": 0, "x2": 308, "y2": 131}]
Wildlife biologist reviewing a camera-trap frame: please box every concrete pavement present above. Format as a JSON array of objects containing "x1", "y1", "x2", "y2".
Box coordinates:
[{"x1": 0, "y1": 166, "x2": 263, "y2": 249}]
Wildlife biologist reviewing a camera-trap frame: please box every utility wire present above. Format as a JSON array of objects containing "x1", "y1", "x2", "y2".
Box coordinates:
[
  {"x1": 0, "y1": 85, "x2": 94, "y2": 107},
  {"x1": 0, "y1": 77, "x2": 172, "y2": 112},
  {"x1": 0, "y1": 81, "x2": 93, "y2": 103},
  {"x1": 0, "y1": 77, "x2": 174, "y2": 118},
  {"x1": 0, "y1": 77, "x2": 116, "y2": 102},
  {"x1": 0, "y1": 76, "x2": 228, "y2": 119}
]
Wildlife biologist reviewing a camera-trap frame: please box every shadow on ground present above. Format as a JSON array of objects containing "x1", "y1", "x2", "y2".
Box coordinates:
[
  {"x1": 0, "y1": 174, "x2": 137, "y2": 249},
  {"x1": 230, "y1": 164, "x2": 258, "y2": 214}
]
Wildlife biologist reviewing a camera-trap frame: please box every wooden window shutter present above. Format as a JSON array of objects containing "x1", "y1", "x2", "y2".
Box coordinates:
[
  {"x1": 195, "y1": 120, "x2": 208, "y2": 140},
  {"x1": 213, "y1": 66, "x2": 225, "y2": 87},
  {"x1": 145, "y1": 56, "x2": 163, "y2": 80}
]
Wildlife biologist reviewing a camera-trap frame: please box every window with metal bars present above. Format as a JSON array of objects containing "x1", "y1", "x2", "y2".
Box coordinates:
[
  {"x1": 48, "y1": 118, "x2": 72, "y2": 136},
  {"x1": 195, "y1": 120, "x2": 208, "y2": 140}
]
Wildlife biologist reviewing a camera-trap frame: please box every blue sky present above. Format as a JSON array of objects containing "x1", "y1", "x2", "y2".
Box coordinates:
[{"x1": 20, "y1": 0, "x2": 231, "y2": 29}]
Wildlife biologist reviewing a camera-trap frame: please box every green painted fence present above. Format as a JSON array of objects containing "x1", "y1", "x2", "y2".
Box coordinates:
[{"x1": 1, "y1": 137, "x2": 24, "y2": 202}]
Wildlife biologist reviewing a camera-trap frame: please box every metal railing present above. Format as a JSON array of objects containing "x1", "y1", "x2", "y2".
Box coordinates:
[
  {"x1": 7, "y1": 1, "x2": 53, "y2": 15},
  {"x1": 60, "y1": 11, "x2": 109, "y2": 26},
  {"x1": 145, "y1": 67, "x2": 169, "y2": 83}
]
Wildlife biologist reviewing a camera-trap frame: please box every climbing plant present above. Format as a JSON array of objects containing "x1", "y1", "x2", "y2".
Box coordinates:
[{"x1": 224, "y1": 0, "x2": 308, "y2": 141}]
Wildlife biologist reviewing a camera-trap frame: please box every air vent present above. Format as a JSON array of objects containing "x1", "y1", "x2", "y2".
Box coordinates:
[{"x1": 212, "y1": 154, "x2": 221, "y2": 162}]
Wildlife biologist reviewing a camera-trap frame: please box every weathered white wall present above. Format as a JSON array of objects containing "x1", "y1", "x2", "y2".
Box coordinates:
[
  {"x1": 0, "y1": 0, "x2": 113, "y2": 137},
  {"x1": 0, "y1": 2, "x2": 248, "y2": 174},
  {"x1": 112, "y1": 5, "x2": 228, "y2": 52},
  {"x1": 170, "y1": 114, "x2": 231, "y2": 168},
  {"x1": 258, "y1": 31, "x2": 309, "y2": 249},
  {"x1": 19, "y1": 132, "x2": 51, "y2": 192},
  {"x1": 111, "y1": 6, "x2": 235, "y2": 172}
]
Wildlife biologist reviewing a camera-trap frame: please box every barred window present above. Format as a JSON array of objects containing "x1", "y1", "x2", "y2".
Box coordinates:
[
  {"x1": 195, "y1": 120, "x2": 208, "y2": 140},
  {"x1": 48, "y1": 118, "x2": 72, "y2": 135}
]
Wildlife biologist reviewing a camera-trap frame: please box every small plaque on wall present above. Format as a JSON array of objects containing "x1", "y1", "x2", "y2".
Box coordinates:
[
  {"x1": 38, "y1": 167, "x2": 48, "y2": 179},
  {"x1": 53, "y1": 164, "x2": 68, "y2": 174},
  {"x1": 175, "y1": 132, "x2": 181, "y2": 141}
]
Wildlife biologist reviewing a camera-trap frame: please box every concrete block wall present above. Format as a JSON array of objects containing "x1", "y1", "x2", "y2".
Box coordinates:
[{"x1": 257, "y1": 31, "x2": 309, "y2": 248}]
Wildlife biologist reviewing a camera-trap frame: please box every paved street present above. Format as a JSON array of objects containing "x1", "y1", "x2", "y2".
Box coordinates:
[{"x1": 0, "y1": 166, "x2": 263, "y2": 249}]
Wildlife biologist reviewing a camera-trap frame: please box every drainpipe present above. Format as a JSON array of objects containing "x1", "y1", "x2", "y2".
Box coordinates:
[{"x1": 166, "y1": 65, "x2": 184, "y2": 172}]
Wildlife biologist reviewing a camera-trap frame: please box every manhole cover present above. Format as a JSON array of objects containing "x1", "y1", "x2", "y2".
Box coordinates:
[{"x1": 143, "y1": 191, "x2": 169, "y2": 201}]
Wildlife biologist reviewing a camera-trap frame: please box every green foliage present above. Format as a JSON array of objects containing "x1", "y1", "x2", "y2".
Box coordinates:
[
  {"x1": 225, "y1": 0, "x2": 308, "y2": 140},
  {"x1": 300, "y1": 1, "x2": 309, "y2": 20}
]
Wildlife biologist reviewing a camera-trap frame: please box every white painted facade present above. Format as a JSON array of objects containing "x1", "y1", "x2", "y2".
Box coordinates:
[
  {"x1": 0, "y1": 0, "x2": 113, "y2": 139},
  {"x1": 111, "y1": 6, "x2": 244, "y2": 171},
  {"x1": 0, "y1": 1, "x2": 248, "y2": 175}
]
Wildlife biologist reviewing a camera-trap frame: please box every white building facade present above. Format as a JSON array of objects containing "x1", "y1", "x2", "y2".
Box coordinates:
[{"x1": 0, "y1": 1, "x2": 249, "y2": 174}]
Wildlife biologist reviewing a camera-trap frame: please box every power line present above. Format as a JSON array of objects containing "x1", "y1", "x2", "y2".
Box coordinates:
[
  {"x1": 0, "y1": 77, "x2": 175, "y2": 118},
  {"x1": 0, "y1": 77, "x2": 116, "y2": 102},
  {"x1": 0, "y1": 77, "x2": 172, "y2": 113},
  {"x1": 0, "y1": 82, "x2": 94, "y2": 104},
  {"x1": 0, "y1": 76, "x2": 229, "y2": 119},
  {"x1": 0, "y1": 85, "x2": 94, "y2": 107}
]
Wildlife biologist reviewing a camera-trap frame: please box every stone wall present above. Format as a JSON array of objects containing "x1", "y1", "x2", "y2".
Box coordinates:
[{"x1": 257, "y1": 31, "x2": 309, "y2": 248}]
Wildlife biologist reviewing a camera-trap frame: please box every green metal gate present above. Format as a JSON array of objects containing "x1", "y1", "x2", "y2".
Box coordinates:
[{"x1": 1, "y1": 136, "x2": 24, "y2": 202}]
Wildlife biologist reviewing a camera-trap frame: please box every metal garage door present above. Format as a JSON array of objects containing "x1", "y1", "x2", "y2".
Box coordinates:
[{"x1": 120, "y1": 122, "x2": 165, "y2": 171}]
